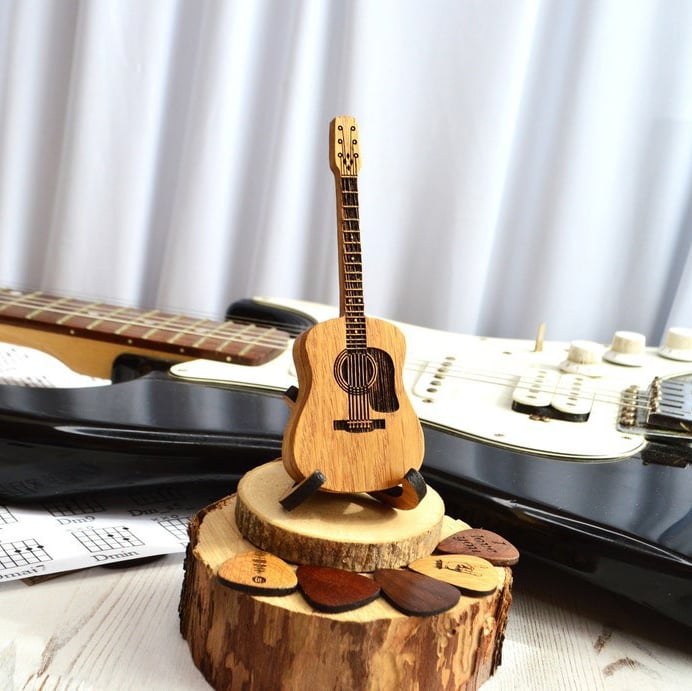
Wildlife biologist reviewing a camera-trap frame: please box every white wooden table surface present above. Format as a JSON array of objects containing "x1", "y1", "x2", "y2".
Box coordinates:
[{"x1": 0, "y1": 553, "x2": 689, "y2": 691}]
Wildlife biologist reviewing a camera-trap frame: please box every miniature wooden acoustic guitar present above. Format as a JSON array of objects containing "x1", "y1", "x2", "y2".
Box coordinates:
[{"x1": 281, "y1": 116, "x2": 425, "y2": 494}]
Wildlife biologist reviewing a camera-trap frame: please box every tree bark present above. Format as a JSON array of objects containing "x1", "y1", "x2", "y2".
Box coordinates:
[{"x1": 180, "y1": 476, "x2": 512, "y2": 690}]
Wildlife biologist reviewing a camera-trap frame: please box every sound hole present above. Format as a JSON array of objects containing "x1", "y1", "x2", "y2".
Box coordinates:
[{"x1": 333, "y1": 350, "x2": 378, "y2": 394}]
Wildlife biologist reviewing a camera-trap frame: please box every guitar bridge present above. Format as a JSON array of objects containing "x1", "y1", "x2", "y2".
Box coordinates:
[
  {"x1": 617, "y1": 375, "x2": 692, "y2": 441},
  {"x1": 333, "y1": 419, "x2": 386, "y2": 433}
]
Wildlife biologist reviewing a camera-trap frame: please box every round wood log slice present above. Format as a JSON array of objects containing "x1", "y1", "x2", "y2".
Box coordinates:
[
  {"x1": 235, "y1": 460, "x2": 445, "y2": 571},
  {"x1": 179, "y1": 487, "x2": 513, "y2": 691}
]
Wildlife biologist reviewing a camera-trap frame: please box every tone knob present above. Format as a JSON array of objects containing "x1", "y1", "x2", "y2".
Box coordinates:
[
  {"x1": 603, "y1": 331, "x2": 646, "y2": 366},
  {"x1": 659, "y1": 327, "x2": 692, "y2": 361},
  {"x1": 559, "y1": 340, "x2": 605, "y2": 376}
]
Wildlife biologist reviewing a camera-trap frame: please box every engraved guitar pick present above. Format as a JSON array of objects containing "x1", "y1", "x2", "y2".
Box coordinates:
[
  {"x1": 217, "y1": 550, "x2": 298, "y2": 595},
  {"x1": 297, "y1": 565, "x2": 381, "y2": 613},
  {"x1": 373, "y1": 568, "x2": 460, "y2": 616},
  {"x1": 436, "y1": 529, "x2": 520, "y2": 566},
  {"x1": 408, "y1": 555, "x2": 498, "y2": 595}
]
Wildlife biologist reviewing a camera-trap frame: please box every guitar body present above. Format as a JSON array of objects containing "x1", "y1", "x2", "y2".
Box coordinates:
[{"x1": 282, "y1": 316, "x2": 424, "y2": 493}]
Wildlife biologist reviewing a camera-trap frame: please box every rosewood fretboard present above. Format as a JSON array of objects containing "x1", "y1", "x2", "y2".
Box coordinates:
[
  {"x1": 339, "y1": 174, "x2": 367, "y2": 351},
  {"x1": 0, "y1": 288, "x2": 289, "y2": 367}
]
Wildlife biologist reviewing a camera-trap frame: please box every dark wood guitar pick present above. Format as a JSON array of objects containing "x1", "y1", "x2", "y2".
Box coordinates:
[
  {"x1": 217, "y1": 550, "x2": 298, "y2": 596},
  {"x1": 296, "y1": 565, "x2": 381, "y2": 613},
  {"x1": 373, "y1": 568, "x2": 460, "y2": 616},
  {"x1": 436, "y1": 529, "x2": 520, "y2": 566},
  {"x1": 408, "y1": 555, "x2": 498, "y2": 595}
]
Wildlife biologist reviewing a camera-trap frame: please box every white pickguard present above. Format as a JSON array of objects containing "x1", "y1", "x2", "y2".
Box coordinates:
[{"x1": 169, "y1": 297, "x2": 692, "y2": 462}]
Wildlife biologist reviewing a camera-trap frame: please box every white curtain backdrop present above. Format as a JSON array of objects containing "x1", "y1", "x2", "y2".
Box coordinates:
[{"x1": 1, "y1": 0, "x2": 691, "y2": 345}]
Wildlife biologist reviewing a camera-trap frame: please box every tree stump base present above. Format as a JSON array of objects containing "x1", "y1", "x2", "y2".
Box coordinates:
[
  {"x1": 235, "y1": 460, "x2": 445, "y2": 571},
  {"x1": 179, "y1": 462, "x2": 512, "y2": 690}
]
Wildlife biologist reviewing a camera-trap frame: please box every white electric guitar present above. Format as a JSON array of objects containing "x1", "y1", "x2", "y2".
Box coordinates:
[{"x1": 170, "y1": 297, "x2": 692, "y2": 463}]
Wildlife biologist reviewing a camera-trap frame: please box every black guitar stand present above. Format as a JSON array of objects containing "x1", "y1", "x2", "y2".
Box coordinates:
[{"x1": 279, "y1": 467, "x2": 426, "y2": 512}]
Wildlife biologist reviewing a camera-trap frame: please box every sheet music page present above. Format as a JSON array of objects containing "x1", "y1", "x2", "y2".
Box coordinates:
[
  {"x1": 0, "y1": 343, "x2": 221, "y2": 582},
  {"x1": 0, "y1": 342, "x2": 109, "y2": 387}
]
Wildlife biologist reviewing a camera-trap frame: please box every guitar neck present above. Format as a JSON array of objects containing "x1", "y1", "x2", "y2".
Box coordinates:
[
  {"x1": 337, "y1": 175, "x2": 367, "y2": 348},
  {"x1": 0, "y1": 288, "x2": 289, "y2": 376},
  {"x1": 331, "y1": 116, "x2": 366, "y2": 348}
]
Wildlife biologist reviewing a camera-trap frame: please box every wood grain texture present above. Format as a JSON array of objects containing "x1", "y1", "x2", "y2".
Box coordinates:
[
  {"x1": 235, "y1": 460, "x2": 444, "y2": 571},
  {"x1": 217, "y1": 550, "x2": 298, "y2": 595},
  {"x1": 180, "y1": 492, "x2": 512, "y2": 691},
  {"x1": 408, "y1": 555, "x2": 499, "y2": 595},
  {"x1": 372, "y1": 568, "x2": 461, "y2": 616},
  {"x1": 296, "y1": 565, "x2": 381, "y2": 613},
  {"x1": 1, "y1": 553, "x2": 691, "y2": 690},
  {"x1": 282, "y1": 317, "x2": 425, "y2": 493},
  {"x1": 437, "y1": 529, "x2": 520, "y2": 566}
]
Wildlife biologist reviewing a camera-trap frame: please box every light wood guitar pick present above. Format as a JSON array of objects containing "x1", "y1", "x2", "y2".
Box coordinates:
[
  {"x1": 436, "y1": 529, "x2": 520, "y2": 566},
  {"x1": 373, "y1": 568, "x2": 460, "y2": 616},
  {"x1": 408, "y1": 555, "x2": 498, "y2": 595},
  {"x1": 296, "y1": 565, "x2": 381, "y2": 613},
  {"x1": 217, "y1": 550, "x2": 298, "y2": 596}
]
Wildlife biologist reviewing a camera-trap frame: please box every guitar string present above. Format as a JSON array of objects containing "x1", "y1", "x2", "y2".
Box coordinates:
[
  {"x1": 1, "y1": 294, "x2": 681, "y2": 412},
  {"x1": 0, "y1": 295, "x2": 291, "y2": 349},
  {"x1": 340, "y1": 174, "x2": 371, "y2": 427},
  {"x1": 224, "y1": 314, "x2": 670, "y2": 409},
  {"x1": 0, "y1": 309, "x2": 666, "y2": 413}
]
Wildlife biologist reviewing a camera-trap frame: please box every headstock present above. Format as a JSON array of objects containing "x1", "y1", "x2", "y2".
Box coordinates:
[{"x1": 329, "y1": 116, "x2": 361, "y2": 177}]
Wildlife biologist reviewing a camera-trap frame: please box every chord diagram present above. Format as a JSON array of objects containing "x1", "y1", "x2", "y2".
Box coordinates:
[
  {"x1": 43, "y1": 498, "x2": 105, "y2": 517},
  {"x1": 157, "y1": 516, "x2": 190, "y2": 545},
  {"x1": 71, "y1": 526, "x2": 144, "y2": 553},
  {"x1": 0, "y1": 506, "x2": 17, "y2": 525},
  {"x1": 0, "y1": 538, "x2": 52, "y2": 569}
]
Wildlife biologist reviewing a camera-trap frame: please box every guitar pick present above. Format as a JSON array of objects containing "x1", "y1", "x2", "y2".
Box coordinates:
[
  {"x1": 296, "y1": 565, "x2": 381, "y2": 613},
  {"x1": 217, "y1": 550, "x2": 298, "y2": 596},
  {"x1": 373, "y1": 568, "x2": 460, "y2": 616},
  {"x1": 436, "y1": 529, "x2": 520, "y2": 566},
  {"x1": 408, "y1": 555, "x2": 498, "y2": 595}
]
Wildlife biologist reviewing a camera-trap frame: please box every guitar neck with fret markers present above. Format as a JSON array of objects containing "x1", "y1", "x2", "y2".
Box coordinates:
[{"x1": 0, "y1": 288, "x2": 290, "y2": 378}]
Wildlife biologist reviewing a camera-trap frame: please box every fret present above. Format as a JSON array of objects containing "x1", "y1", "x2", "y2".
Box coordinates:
[
  {"x1": 88, "y1": 306, "x2": 129, "y2": 333},
  {"x1": 141, "y1": 312, "x2": 186, "y2": 340},
  {"x1": 26, "y1": 296, "x2": 69, "y2": 320},
  {"x1": 113, "y1": 309, "x2": 157, "y2": 335},
  {"x1": 237, "y1": 324, "x2": 278, "y2": 357},
  {"x1": 217, "y1": 324, "x2": 256, "y2": 358},
  {"x1": 0, "y1": 289, "x2": 40, "y2": 315},
  {"x1": 0, "y1": 288, "x2": 290, "y2": 366},
  {"x1": 142, "y1": 310, "x2": 181, "y2": 343},
  {"x1": 167, "y1": 318, "x2": 208, "y2": 344},
  {"x1": 191, "y1": 321, "x2": 230, "y2": 349}
]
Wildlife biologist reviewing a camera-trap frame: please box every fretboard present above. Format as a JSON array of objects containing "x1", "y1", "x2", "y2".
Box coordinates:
[
  {"x1": 0, "y1": 288, "x2": 289, "y2": 366},
  {"x1": 339, "y1": 176, "x2": 367, "y2": 351}
]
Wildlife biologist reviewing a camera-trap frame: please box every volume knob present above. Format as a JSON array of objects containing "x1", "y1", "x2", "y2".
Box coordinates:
[
  {"x1": 559, "y1": 340, "x2": 605, "y2": 377},
  {"x1": 603, "y1": 331, "x2": 646, "y2": 367},
  {"x1": 659, "y1": 327, "x2": 692, "y2": 362}
]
